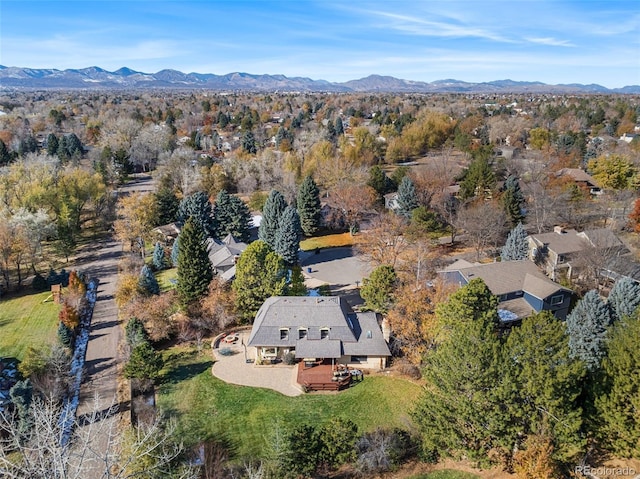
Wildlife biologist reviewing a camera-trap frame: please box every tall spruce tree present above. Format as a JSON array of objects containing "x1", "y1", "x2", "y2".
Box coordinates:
[
  {"x1": 177, "y1": 191, "x2": 216, "y2": 238},
  {"x1": 139, "y1": 264, "x2": 160, "y2": 295},
  {"x1": 435, "y1": 277, "x2": 499, "y2": 329},
  {"x1": 171, "y1": 237, "x2": 179, "y2": 267},
  {"x1": 213, "y1": 190, "x2": 252, "y2": 242},
  {"x1": 367, "y1": 165, "x2": 393, "y2": 200},
  {"x1": 46, "y1": 133, "x2": 59, "y2": 157},
  {"x1": 607, "y1": 276, "x2": 640, "y2": 322},
  {"x1": 154, "y1": 184, "x2": 179, "y2": 226},
  {"x1": 232, "y1": 240, "x2": 286, "y2": 322},
  {"x1": 501, "y1": 223, "x2": 529, "y2": 261},
  {"x1": 274, "y1": 206, "x2": 302, "y2": 266},
  {"x1": 259, "y1": 189, "x2": 287, "y2": 248},
  {"x1": 176, "y1": 217, "x2": 213, "y2": 307},
  {"x1": 594, "y1": 314, "x2": 640, "y2": 458},
  {"x1": 566, "y1": 290, "x2": 611, "y2": 371},
  {"x1": 152, "y1": 242, "x2": 166, "y2": 271},
  {"x1": 502, "y1": 176, "x2": 525, "y2": 226},
  {"x1": 396, "y1": 176, "x2": 418, "y2": 217},
  {"x1": 296, "y1": 176, "x2": 321, "y2": 236},
  {"x1": 360, "y1": 265, "x2": 397, "y2": 314}
]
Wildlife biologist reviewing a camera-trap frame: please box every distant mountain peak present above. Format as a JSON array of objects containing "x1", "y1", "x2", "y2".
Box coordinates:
[{"x1": 0, "y1": 66, "x2": 637, "y2": 94}]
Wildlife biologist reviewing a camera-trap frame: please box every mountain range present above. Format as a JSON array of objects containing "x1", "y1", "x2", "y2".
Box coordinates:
[{"x1": 1, "y1": 66, "x2": 638, "y2": 94}]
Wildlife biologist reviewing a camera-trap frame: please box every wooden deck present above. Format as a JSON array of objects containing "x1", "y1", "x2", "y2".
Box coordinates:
[{"x1": 296, "y1": 362, "x2": 351, "y2": 391}]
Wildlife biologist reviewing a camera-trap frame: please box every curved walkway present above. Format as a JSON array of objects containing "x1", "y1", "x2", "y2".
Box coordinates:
[{"x1": 211, "y1": 332, "x2": 303, "y2": 397}]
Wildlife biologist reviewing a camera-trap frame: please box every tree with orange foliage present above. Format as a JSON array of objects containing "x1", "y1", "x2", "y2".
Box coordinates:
[
  {"x1": 330, "y1": 182, "x2": 377, "y2": 235},
  {"x1": 59, "y1": 301, "x2": 80, "y2": 330},
  {"x1": 628, "y1": 197, "x2": 640, "y2": 233},
  {"x1": 512, "y1": 431, "x2": 560, "y2": 479},
  {"x1": 386, "y1": 279, "x2": 455, "y2": 365}
]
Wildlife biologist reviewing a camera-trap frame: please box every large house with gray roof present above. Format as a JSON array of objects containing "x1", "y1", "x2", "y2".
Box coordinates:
[
  {"x1": 439, "y1": 259, "x2": 572, "y2": 321},
  {"x1": 206, "y1": 234, "x2": 248, "y2": 282},
  {"x1": 247, "y1": 296, "x2": 391, "y2": 370}
]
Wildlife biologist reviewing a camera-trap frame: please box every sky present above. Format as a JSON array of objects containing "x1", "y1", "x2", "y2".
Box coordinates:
[{"x1": 1, "y1": 0, "x2": 639, "y2": 88}]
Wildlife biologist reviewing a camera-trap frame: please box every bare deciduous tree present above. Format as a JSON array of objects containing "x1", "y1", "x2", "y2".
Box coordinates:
[{"x1": 456, "y1": 201, "x2": 508, "y2": 261}]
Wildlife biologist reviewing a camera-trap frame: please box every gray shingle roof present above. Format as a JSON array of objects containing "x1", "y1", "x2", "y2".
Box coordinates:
[
  {"x1": 528, "y1": 228, "x2": 623, "y2": 255},
  {"x1": 247, "y1": 296, "x2": 390, "y2": 358}
]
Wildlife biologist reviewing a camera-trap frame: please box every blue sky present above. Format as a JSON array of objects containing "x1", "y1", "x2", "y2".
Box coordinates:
[{"x1": 1, "y1": 1, "x2": 639, "y2": 87}]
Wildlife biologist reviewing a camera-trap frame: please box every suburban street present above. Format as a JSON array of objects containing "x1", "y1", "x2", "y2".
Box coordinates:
[{"x1": 74, "y1": 175, "x2": 154, "y2": 476}]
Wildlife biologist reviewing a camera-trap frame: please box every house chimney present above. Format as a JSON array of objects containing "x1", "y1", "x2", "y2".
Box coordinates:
[{"x1": 553, "y1": 226, "x2": 566, "y2": 234}]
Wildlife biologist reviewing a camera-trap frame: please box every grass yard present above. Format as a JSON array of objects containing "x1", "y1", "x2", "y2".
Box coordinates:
[
  {"x1": 157, "y1": 345, "x2": 422, "y2": 459},
  {"x1": 0, "y1": 290, "x2": 60, "y2": 360},
  {"x1": 300, "y1": 232, "x2": 354, "y2": 251},
  {"x1": 155, "y1": 268, "x2": 177, "y2": 292}
]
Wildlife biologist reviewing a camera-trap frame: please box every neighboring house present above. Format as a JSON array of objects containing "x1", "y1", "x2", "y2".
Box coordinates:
[
  {"x1": 247, "y1": 296, "x2": 391, "y2": 369},
  {"x1": 384, "y1": 192, "x2": 399, "y2": 211},
  {"x1": 152, "y1": 222, "x2": 181, "y2": 244},
  {"x1": 207, "y1": 234, "x2": 248, "y2": 282},
  {"x1": 439, "y1": 259, "x2": 572, "y2": 321},
  {"x1": 527, "y1": 227, "x2": 628, "y2": 282},
  {"x1": 555, "y1": 168, "x2": 602, "y2": 195},
  {"x1": 620, "y1": 133, "x2": 638, "y2": 144}
]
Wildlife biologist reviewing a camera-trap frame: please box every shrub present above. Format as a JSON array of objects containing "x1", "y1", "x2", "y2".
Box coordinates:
[
  {"x1": 283, "y1": 352, "x2": 296, "y2": 365},
  {"x1": 32, "y1": 273, "x2": 48, "y2": 291},
  {"x1": 57, "y1": 322, "x2": 75, "y2": 349}
]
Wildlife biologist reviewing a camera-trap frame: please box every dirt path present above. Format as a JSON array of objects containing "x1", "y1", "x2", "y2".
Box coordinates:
[{"x1": 74, "y1": 175, "x2": 154, "y2": 477}]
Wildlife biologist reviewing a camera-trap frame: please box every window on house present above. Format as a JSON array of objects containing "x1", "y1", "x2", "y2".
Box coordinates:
[
  {"x1": 298, "y1": 328, "x2": 307, "y2": 339},
  {"x1": 351, "y1": 355, "x2": 368, "y2": 363},
  {"x1": 320, "y1": 328, "x2": 329, "y2": 339},
  {"x1": 280, "y1": 329, "x2": 289, "y2": 340},
  {"x1": 550, "y1": 295, "x2": 564, "y2": 306},
  {"x1": 514, "y1": 290, "x2": 524, "y2": 297},
  {"x1": 557, "y1": 255, "x2": 566, "y2": 264}
]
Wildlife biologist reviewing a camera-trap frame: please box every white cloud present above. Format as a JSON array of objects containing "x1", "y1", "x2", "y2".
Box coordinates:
[{"x1": 524, "y1": 37, "x2": 575, "y2": 47}]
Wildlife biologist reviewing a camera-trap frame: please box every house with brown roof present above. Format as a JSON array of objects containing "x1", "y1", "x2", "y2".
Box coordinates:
[
  {"x1": 439, "y1": 259, "x2": 572, "y2": 321},
  {"x1": 527, "y1": 227, "x2": 628, "y2": 282},
  {"x1": 555, "y1": 168, "x2": 601, "y2": 195},
  {"x1": 247, "y1": 296, "x2": 391, "y2": 370}
]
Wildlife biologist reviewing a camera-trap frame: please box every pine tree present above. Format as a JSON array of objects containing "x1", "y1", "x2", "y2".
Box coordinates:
[
  {"x1": 367, "y1": 165, "x2": 393, "y2": 200},
  {"x1": 459, "y1": 157, "x2": 495, "y2": 200},
  {"x1": 123, "y1": 342, "x2": 163, "y2": 382},
  {"x1": 232, "y1": 241, "x2": 286, "y2": 322},
  {"x1": 501, "y1": 223, "x2": 529, "y2": 261},
  {"x1": 176, "y1": 217, "x2": 213, "y2": 307},
  {"x1": 152, "y1": 242, "x2": 166, "y2": 271},
  {"x1": 139, "y1": 264, "x2": 160, "y2": 295},
  {"x1": 396, "y1": 176, "x2": 418, "y2": 217},
  {"x1": 607, "y1": 276, "x2": 640, "y2": 322},
  {"x1": 296, "y1": 176, "x2": 321, "y2": 236},
  {"x1": 259, "y1": 189, "x2": 287, "y2": 248},
  {"x1": 57, "y1": 322, "x2": 75, "y2": 349},
  {"x1": 335, "y1": 117, "x2": 344, "y2": 136},
  {"x1": 502, "y1": 176, "x2": 525, "y2": 226},
  {"x1": 286, "y1": 266, "x2": 307, "y2": 296},
  {"x1": 566, "y1": 290, "x2": 611, "y2": 371},
  {"x1": 213, "y1": 190, "x2": 252, "y2": 242},
  {"x1": 594, "y1": 314, "x2": 640, "y2": 458},
  {"x1": 154, "y1": 184, "x2": 179, "y2": 225},
  {"x1": 177, "y1": 191, "x2": 216, "y2": 238},
  {"x1": 241, "y1": 131, "x2": 257, "y2": 154},
  {"x1": 46, "y1": 133, "x2": 59, "y2": 157},
  {"x1": 360, "y1": 265, "x2": 397, "y2": 314},
  {"x1": 171, "y1": 237, "x2": 179, "y2": 267},
  {"x1": 435, "y1": 277, "x2": 499, "y2": 329},
  {"x1": 274, "y1": 206, "x2": 301, "y2": 266},
  {"x1": 125, "y1": 317, "x2": 149, "y2": 348}
]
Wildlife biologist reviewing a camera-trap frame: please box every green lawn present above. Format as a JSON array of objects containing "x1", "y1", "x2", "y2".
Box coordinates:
[
  {"x1": 300, "y1": 232, "x2": 354, "y2": 251},
  {"x1": 157, "y1": 345, "x2": 422, "y2": 459},
  {"x1": 0, "y1": 290, "x2": 60, "y2": 360},
  {"x1": 410, "y1": 471, "x2": 481, "y2": 479},
  {"x1": 155, "y1": 268, "x2": 177, "y2": 292}
]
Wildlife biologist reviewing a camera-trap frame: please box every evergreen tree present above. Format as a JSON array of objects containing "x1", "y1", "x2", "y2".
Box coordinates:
[
  {"x1": 9, "y1": 379, "x2": 33, "y2": 443},
  {"x1": 501, "y1": 312, "x2": 586, "y2": 463},
  {"x1": 154, "y1": 184, "x2": 179, "y2": 225},
  {"x1": 502, "y1": 176, "x2": 525, "y2": 226},
  {"x1": 367, "y1": 165, "x2": 393, "y2": 200},
  {"x1": 396, "y1": 176, "x2": 418, "y2": 217},
  {"x1": 259, "y1": 189, "x2": 287, "y2": 248},
  {"x1": 274, "y1": 205, "x2": 301, "y2": 266},
  {"x1": 566, "y1": 290, "x2": 611, "y2": 371},
  {"x1": 459, "y1": 157, "x2": 496, "y2": 200},
  {"x1": 171, "y1": 237, "x2": 179, "y2": 267},
  {"x1": 594, "y1": 314, "x2": 640, "y2": 458},
  {"x1": 414, "y1": 308, "x2": 504, "y2": 463},
  {"x1": 139, "y1": 264, "x2": 160, "y2": 295},
  {"x1": 176, "y1": 217, "x2": 213, "y2": 307},
  {"x1": 65, "y1": 133, "x2": 83, "y2": 158},
  {"x1": 57, "y1": 322, "x2": 74, "y2": 349},
  {"x1": 360, "y1": 265, "x2": 397, "y2": 314},
  {"x1": 232, "y1": 241, "x2": 286, "y2": 322},
  {"x1": 607, "y1": 276, "x2": 640, "y2": 322},
  {"x1": 501, "y1": 223, "x2": 529, "y2": 261},
  {"x1": 152, "y1": 242, "x2": 166, "y2": 271},
  {"x1": 335, "y1": 117, "x2": 344, "y2": 136},
  {"x1": 125, "y1": 317, "x2": 149, "y2": 348},
  {"x1": 0, "y1": 139, "x2": 11, "y2": 166},
  {"x1": 177, "y1": 191, "x2": 216, "y2": 238},
  {"x1": 296, "y1": 176, "x2": 321, "y2": 236},
  {"x1": 46, "y1": 133, "x2": 59, "y2": 156},
  {"x1": 213, "y1": 190, "x2": 252, "y2": 242},
  {"x1": 282, "y1": 424, "x2": 322, "y2": 477},
  {"x1": 241, "y1": 131, "x2": 257, "y2": 154},
  {"x1": 318, "y1": 417, "x2": 358, "y2": 467},
  {"x1": 435, "y1": 277, "x2": 499, "y2": 329},
  {"x1": 123, "y1": 342, "x2": 163, "y2": 382},
  {"x1": 286, "y1": 266, "x2": 307, "y2": 296}
]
